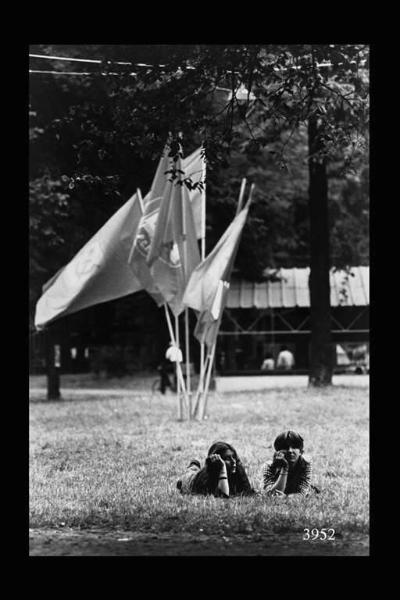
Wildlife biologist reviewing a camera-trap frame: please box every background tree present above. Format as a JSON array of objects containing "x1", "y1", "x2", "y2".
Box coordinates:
[{"x1": 29, "y1": 44, "x2": 369, "y2": 384}]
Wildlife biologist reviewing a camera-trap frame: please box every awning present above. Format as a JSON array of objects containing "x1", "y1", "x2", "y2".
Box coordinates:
[{"x1": 226, "y1": 266, "x2": 369, "y2": 309}]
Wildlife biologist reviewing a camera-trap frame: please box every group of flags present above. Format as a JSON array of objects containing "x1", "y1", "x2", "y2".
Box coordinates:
[{"x1": 34, "y1": 139, "x2": 251, "y2": 354}]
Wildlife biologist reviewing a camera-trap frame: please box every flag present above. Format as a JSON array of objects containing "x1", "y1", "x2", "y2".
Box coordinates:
[
  {"x1": 127, "y1": 192, "x2": 165, "y2": 306},
  {"x1": 183, "y1": 202, "x2": 250, "y2": 313},
  {"x1": 183, "y1": 202, "x2": 250, "y2": 349},
  {"x1": 128, "y1": 144, "x2": 205, "y2": 307},
  {"x1": 182, "y1": 146, "x2": 206, "y2": 240},
  {"x1": 127, "y1": 145, "x2": 171, "y2": 306},
  {"x1": 145, "y1": 143, "x2": 205, "y2": 241},
  {"x1": 193, "y1": 279, "x2": 231, "y2": 351},
  {"x1": 34, "y1": 194, "x2": 143, "y2": 329},
  {"x1": 147, "y1": 155, "x2": 201, "y2": 316}
]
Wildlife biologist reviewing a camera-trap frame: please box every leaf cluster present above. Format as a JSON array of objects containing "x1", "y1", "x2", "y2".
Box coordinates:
[{"x1": 29, "y1": 44, "x2": 369, "y2": 330}]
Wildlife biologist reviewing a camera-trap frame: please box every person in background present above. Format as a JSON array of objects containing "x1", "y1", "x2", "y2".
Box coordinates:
[
  {"x1": 276, "y1": 345, "x2": 295, "y2": 370},
  {"x1": 262, "y1": 430, "x2": 320, "y2": 497},
  {"x1": 177, "y1": 441, "x2": 255, "y2": 498},
  {"x1": 261, "y1": 352, "x2": 275, "y2": 370},
  {"x1": 158, "y1": 357, "x2": 173, "y2": 394},
  {"x1": 165, "y1": 341, "x2": 182, "y2": 390}
]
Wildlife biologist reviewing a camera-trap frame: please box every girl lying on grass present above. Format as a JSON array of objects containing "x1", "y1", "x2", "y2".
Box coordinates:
[
  {"x1": 263, "y1": 430, "x2": 320, "y2": 497},
  {"x1": 177, "y1": 441, "x2": 255, "y2": 498}
]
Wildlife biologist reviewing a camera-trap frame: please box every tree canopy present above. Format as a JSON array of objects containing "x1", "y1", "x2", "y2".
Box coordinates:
[{"x1": 29, "y1": 44, "x2": 369, "y2": 347}]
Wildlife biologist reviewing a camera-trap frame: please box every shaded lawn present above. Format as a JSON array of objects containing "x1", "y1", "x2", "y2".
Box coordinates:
[
  {"x1": 29, "y1": 386, "x2": 369, "y2": 540},
  {"x1": 29, "y1": 372, "x2": 158, "y2": 390}
]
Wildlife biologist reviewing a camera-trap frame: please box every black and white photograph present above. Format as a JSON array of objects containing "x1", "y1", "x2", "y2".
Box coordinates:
[{"x1": 29, "y1": 44, "x2": 369, "y2": 556}]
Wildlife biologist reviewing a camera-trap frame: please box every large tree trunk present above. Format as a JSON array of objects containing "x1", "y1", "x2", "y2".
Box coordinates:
[{"x1": 307, "y1": 114, "x2": 334, "y2": 386}]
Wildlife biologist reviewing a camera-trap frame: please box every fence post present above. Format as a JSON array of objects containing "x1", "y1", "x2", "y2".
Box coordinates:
[{"x1": 46, "y1": 327, "x2": 61, "y2": 400}]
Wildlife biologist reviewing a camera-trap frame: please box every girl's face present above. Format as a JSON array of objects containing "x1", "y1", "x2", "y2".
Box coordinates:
[
  {"x1": 221, "y1": 449, "x2": 237, "y2": 474},
  {"x1": 284, "y1": 446, "x2": 301, "y2": 466}
]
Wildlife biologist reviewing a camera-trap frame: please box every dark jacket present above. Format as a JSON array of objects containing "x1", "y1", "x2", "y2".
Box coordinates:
[
  {"x1": 263, "y1": 454, "x2": 320, "y2": 495},
  {"x1": 191, "y1": 442, "x2": 255, "y2": 497}
]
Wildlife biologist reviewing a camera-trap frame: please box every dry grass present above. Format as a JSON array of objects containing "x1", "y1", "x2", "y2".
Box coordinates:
[{"x1": 29, "y1": 385, "x2": 369, "y2": 537}]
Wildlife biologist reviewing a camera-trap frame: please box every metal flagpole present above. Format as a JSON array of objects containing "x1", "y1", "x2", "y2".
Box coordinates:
[
  {"x1": 192, "y1": 352, "x2": 209, "y2": 420},
  {"x1": 163, "y1": 303, "x2": 187, "y2": 419},
  {"x1": 175, "y1": 313, "x2": 184, "y2": 420},
  {"x1": 174, "y1": 132, "x2": 191, "y2": 420},
  {"x1": 180, "y1": 173, "x2": 192, "y2": 418},
  {"x1": 136, "y1": 187, "x2": 145, "y2": 213},
  {"x1": 200, "y1": 342, "x2": 217, "y2": 420},
  {"x1": 198, "y1": 180, "x2": 253, "y2": 420},
  {"x1": 198, "y1": 146, "x2": 207, "y2": 419},
  {"x1": 163, "y1": 303, "x2": 181, "y2": 419},
  {"x1": 236, "y1": 178, "x2": 247, "y2": 215},
  {"x1": 184, "y1": 307, "x2": 191, "y2": 418}
]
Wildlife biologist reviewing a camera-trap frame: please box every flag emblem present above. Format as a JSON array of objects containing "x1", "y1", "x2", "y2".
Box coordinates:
[
  {"x1": 134, "y1": 199, "x2": 161, "y2": 259},
  {"x1": 45, "y1": 242, "x2": 104, "y2": 311},
  {"x1": 73, "y1": 242, "x2": 104, "y2": 279},
  {"x1": 158, "y1": 242, "x2": 181, "y2": 268}
]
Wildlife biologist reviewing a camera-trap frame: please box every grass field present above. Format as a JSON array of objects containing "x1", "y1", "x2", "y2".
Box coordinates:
[{"x1": 29, "y1": 382, "x2": 369, "y2": 555}]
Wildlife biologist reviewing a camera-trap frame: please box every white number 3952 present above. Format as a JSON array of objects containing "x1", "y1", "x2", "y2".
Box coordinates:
[{"x1": 303, "y1": 528, "x2": 335, "y2": 541}]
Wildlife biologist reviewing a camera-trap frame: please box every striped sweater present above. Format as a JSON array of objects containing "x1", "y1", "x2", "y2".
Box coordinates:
[{"x1": 262, "y1": 455, "x2": 312, "y2": 496}]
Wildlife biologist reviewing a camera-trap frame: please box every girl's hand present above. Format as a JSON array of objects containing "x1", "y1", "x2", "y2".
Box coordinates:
[
  {"x1": 208, "y1": 453, "x2": 226, "y2": 471},
  {"x1": 273, "y1": 490, "x2": 287, "y2": 498},
  {"x1": 273, "y1": 451, "x2": 289, "y2": 470}
]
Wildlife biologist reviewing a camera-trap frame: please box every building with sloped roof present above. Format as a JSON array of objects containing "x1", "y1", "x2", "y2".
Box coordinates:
[{"x1": 217, "y1": 266, "x2": 369, "y2": 373}]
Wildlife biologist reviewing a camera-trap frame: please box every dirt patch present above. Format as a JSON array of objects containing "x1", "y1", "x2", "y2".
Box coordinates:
[{"x1": 29, "y1": 528, "x2": 369, "y2": 556}]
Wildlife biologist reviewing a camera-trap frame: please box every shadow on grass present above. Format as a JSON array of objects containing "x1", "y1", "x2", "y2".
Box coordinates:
[
  {"x1": 29, "y1": 393, "x2": 151, "y2": 405},
  {"x1": 29, "y1": 528, "x2": 369, "y2": 556}
]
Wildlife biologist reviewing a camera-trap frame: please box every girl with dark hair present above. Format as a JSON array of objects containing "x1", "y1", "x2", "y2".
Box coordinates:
[
  {"x1": 177, "y1": 441, "x2": 255, "y2": 498},
  {"x1": 262, "y1": 430, "x2": 320, "y2": 497}
]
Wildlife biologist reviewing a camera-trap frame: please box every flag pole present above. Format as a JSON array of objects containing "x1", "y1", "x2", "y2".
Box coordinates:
[
  {"x1": 136, "y1": 187, "x2": 145, "y2": 214},
  {"x1": 163, "y1": 303, "x2": 181, "y2": 420},
  {"x1": 199, "y1": 147, "x2": 207, "y2": 418},
  {"x1": 197, "y1": 181, "x2": 254, "y2": 420},
  {"x1": 184, "y1": 307, "x2": 191, "y2": 418},
  {"x1": 192, "y1": 352, "x2": 210, "y2": 419},
  {"x1": 175, "y1": 313, "x2": 185, "y2": 420},
  {"x1": 180, "y1": 176, "x2": 192, "y2": 418},
  {"x1": 200, "y1": 342, "x2": 217, "y2": 420},
  {"x1": 175, "y1": 314, "x2": 182, "y2": 420},
  {"x1": 163, "y1": 303, "x2": 187, "y2": 419},
  {"x1": 200, "y1": 146, "x2": 206, "y2": 260},
  {"x1": 245, "y1": 182, "x2": 256, "y2": 209},
  {"x1": 199, "y1": 348, "x2": 205, "y2": 413},
  {"x1": 176, "y1": 132, "x2": 191, "y2": 419},
  {"x1": 236, "y1": 178, "x2": 247, "y2": 215}
]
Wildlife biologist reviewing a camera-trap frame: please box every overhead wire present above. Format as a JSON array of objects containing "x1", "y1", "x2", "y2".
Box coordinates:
[
  {"x1": 29, "y1": 69, "x2": 136, "y2": 76},
  {"x1": 28, "y1": 53, "x2": 198, "y2": 78},
  {"x1": 29, "y1": 53, "x2": 161, "y2": 67},
  {"x1": 29, "y1": 52, "x2": 366, "y2": 79}
]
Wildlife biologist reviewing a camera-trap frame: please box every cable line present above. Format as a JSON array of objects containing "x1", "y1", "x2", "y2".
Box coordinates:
[
  {"x1": 29, "y1": 69, "x2": 136, "y2": 76},
  {"x1": 29, "y1": 53, "x2": 166, "y2": 68}
]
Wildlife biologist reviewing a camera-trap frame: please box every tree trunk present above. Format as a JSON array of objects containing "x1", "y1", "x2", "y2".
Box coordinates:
[
  {"x1": 307, "y1": 114, "x2": 334, "y2": 386},
  {"x1": 45, "y1": 327, "x2": 61, "y2": 400}
]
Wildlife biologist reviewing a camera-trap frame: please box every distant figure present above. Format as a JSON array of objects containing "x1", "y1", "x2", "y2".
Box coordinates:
[
  {"x1": 176, "y1": 441, "x2": 255, "y2": 498},
  {"x1": 165, "y1": 341, "x2": 183, "y2": 390},
  {"x1": 158, "y1": 358, "x2": 172, "y2": 394},
  {"x1": 262, "y1": 430, "x2": 320, "y2": 497},
  {"x1": 261, "y1": 352, "x2": 275, "y2": 371},
  {"x1": 276, "y1": 345, "x2": 295, "y2": 370}
]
